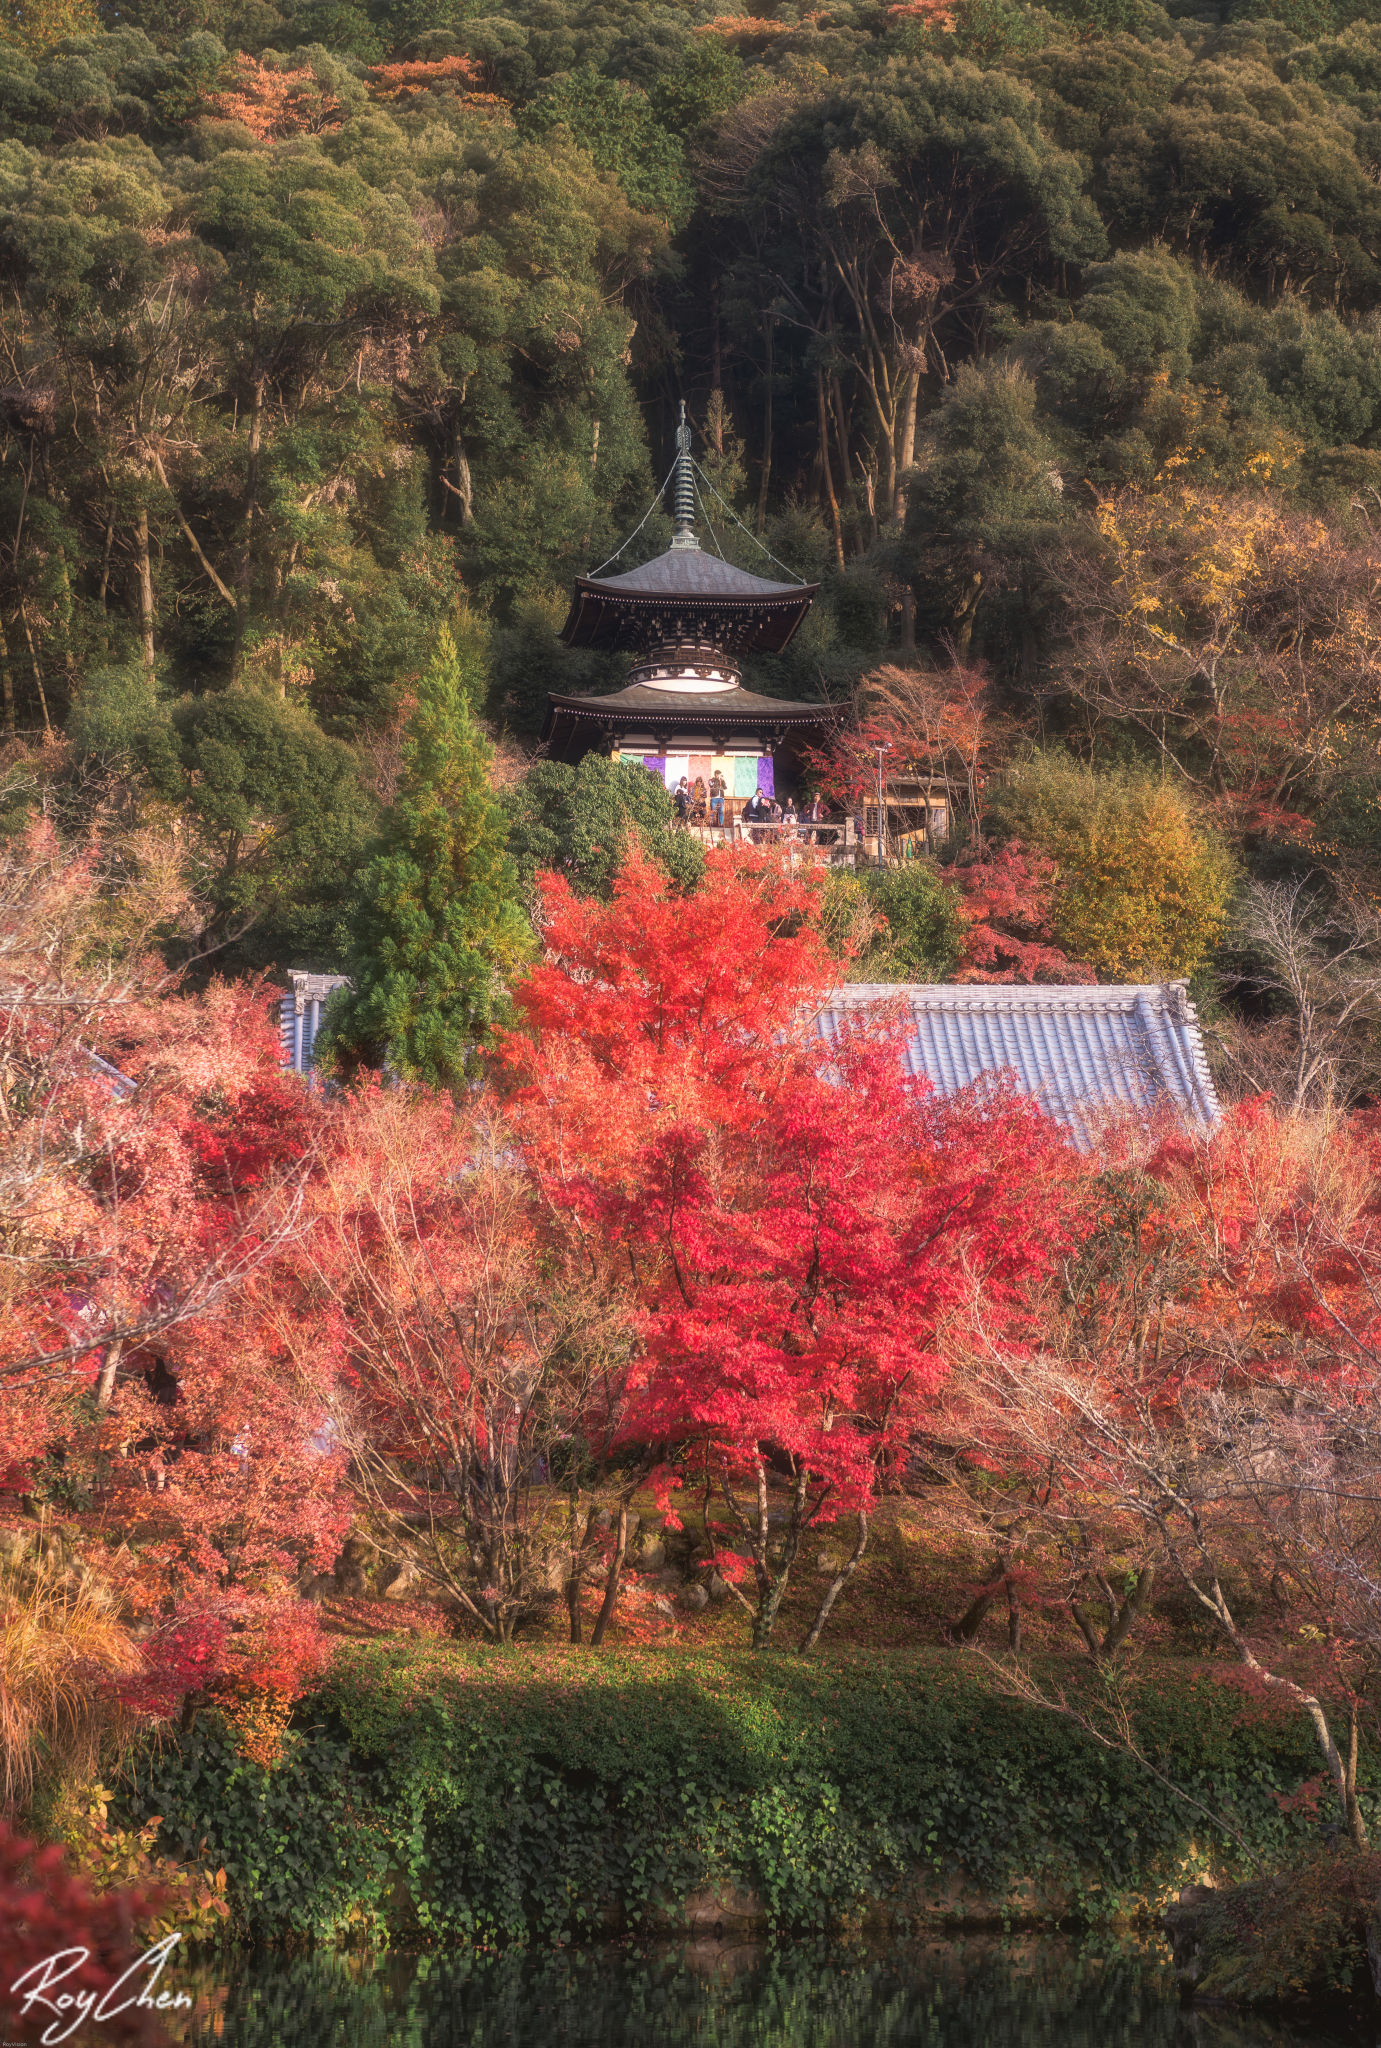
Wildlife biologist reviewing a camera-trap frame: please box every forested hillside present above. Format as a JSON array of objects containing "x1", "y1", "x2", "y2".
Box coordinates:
[{"x1": 1, "y1": 0, "x2": 1379, "y2": 1031}]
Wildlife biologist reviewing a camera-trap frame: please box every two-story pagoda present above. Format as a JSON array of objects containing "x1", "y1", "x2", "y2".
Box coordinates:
[{"x1": 539, "y1": 407, "x2": 840, "y2": 806}]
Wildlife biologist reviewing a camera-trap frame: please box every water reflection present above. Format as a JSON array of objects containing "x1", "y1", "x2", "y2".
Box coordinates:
[{"x1": 163, "y1": 1939, "x2": 1368, "y2": 2048}]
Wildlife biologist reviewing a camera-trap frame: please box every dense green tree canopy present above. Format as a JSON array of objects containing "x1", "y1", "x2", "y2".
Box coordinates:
[
  {"x1": 505, "y1": 751, "x2": 705, "y2": 902},
  {"x1": 319, "y1": 625, "x2": 531, "y2": 1086},
  {"x1": 0, "y1": 0, "x2": 1378, "y2": 991}
]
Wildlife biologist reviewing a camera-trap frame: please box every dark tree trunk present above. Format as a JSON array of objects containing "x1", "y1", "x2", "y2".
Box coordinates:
[
  {"x1": 831, "y1": 369, "x2": 853, "y2": 484},
  {"x1": 1071, "y1": 1564, "x2": 1157, "y2": 1661},
  {"x1": 756, "y1": 312, "x2": 774, "y2": 535},
  {"x1": 944, "y1": 1555, "x2": 1008, "y2": 1643},
  {"x1": 0, "y1": 615, "x2": 14, "y2": 738},
  {"x1": 20, "y1": 605, "x2": 51, "y2": 729},
  {"x1": 232, "y1": 357, "x2": 265, "y2": 684},
  {"x1": 815, "y1": 366, "x2": 845, "y2": 570},
  {"x1": 711, "y1": 275, "x2": 722, "y2": 394},
  {"x1": 590, "y1": 1503, "x2": 628, "y2": 1649}
]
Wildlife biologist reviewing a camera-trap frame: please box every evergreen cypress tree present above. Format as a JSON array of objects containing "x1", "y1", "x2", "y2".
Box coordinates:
[{"x1": 320, "y1": 625, "x2": 530, "y2": 1090}]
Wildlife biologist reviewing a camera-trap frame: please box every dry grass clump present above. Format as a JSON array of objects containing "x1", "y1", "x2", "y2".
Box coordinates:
[{"x1": 0, "y1": 1545, "x2": 142, "y2": 1816}]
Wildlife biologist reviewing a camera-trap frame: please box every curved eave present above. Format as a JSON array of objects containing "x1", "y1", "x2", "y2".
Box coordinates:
[
  {"x1": 559, "y1": 583, "x2": 819, "y2": 657},
  {"x1": 538, "y1": 691, "x2": 840, "y2": 760},
  {"x1": 545, "y1": 690, "x2": 840, "y2": 721}
]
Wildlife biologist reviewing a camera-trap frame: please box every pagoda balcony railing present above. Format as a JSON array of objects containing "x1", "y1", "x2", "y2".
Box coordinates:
[
  {"x1": 681, "y1": 814, "x2": 840, "y2": 844},
  {"x1": 673, "y1": 811, "x2": 945, "y2": 866}
]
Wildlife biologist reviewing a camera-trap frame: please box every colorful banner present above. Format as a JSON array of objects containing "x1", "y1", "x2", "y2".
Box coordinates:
[{"x1": 621, "y1": 751, "x2": 772, "y2": 801}]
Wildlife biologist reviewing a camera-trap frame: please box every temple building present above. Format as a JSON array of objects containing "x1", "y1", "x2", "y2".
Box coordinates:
[
  {"x1": 280, "y1": 971, "x2": 349, "y2": 1073},
  {"x1": 539, "y1": 406, "x2": 842, "y2": 807},
  {"x1": 812, "y1": 982, "x2": 1221, "y2": 1150},
  {"x1": 278, "y1": 966, "x2": 1221, "y2": 1148}
]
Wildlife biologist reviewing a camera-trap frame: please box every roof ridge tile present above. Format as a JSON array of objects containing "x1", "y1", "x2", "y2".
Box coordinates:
[{"x1": 813, "y1": 980, "x2": 1220, "y2": 1147}]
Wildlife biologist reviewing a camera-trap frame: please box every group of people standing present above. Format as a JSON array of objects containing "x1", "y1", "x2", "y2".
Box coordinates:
[{"x1": 672, "y1": 774, "x2": 832, "y2": 844}]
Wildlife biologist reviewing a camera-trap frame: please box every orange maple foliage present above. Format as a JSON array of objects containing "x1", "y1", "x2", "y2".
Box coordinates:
[
  {"x1": 802, "y1": 662, "x2": 997, "y2": 831},
  {"x1": 0, "y1": 819, "x2": 348, "y2": 1738},
  {"x1": 207, "y1": 57, "x2": 343, "y2": 141},
  {"x1": 975, "y1": 1098, "x2": 1381, "y2": 1831},
  {"x1": 367, "y1": 54, "x2": 481, "y2": 101},
  {"x1": 886, "y1": 0, "x2": 957, "y2": 25},
  {"x1": 694, "y1": 14, "x2": 794, "y2": 36}
]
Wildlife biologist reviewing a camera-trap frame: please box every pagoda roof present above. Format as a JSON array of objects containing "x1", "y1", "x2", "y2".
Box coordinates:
[
  {"x1": 560, "y1": 542, "x2": 818, "y2": 657},
  {"x1": 547, "y1": 680, "x2": 836, "y2": 720},
  {"x1": 582, "y1": 549, "x2": 807, "y2": 601},
  {"x1": 539, "y1": 679, "x2": 840, "y2": 764}
]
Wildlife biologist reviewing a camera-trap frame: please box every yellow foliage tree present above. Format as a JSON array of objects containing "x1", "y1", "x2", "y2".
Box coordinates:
[
  {"x1": 1044, "y1": 481, "x2": 1381, "y2": 834},
  {"x1": 993, "y1": 756, "x2": 1232, "y2": 981},
  {"x1": 0, "y1": 0, "x2": 98, "y2": 54}
]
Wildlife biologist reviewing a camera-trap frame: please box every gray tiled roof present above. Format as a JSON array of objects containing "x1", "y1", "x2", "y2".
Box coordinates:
[
  {"x1": 584, "y1": 546, "x2": 808, "y2": 600},
  {"x1": 812, "y1": 982, "x2": 1221, "y2": 1149}
]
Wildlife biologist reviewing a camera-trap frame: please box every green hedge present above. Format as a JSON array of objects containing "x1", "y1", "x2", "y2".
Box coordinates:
[{"x1": 115, "y1": 1647, "x2": 1367, "y2": 1944}]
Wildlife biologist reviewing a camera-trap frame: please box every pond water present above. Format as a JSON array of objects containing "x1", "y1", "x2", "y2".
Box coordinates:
[{"x1": 147, "y1": 1939, "x2": 1372, "y2": 2048}]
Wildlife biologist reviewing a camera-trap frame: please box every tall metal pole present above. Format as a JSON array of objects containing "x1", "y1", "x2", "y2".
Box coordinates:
[{"x1": 875, "y1": 745, "x2": 889, "y2": 868}]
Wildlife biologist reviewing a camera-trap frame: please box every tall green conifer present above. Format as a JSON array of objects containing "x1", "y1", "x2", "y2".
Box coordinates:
[{"x1": 321, "y1": 624, "x2": 529, "y2": 1090}]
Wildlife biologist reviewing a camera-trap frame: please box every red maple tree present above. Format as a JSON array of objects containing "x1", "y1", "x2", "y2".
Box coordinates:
[
  {"x1": 502, "y1": 846, "x2": 1082, "y2": 1648},
  {"x1": 1, "y1": 821, "x2": 347, "y2": 1733},
  {"x1": 2, "y1": 825, "x2": 315, "y2": 1471},
  {"x1": 802, "y1": 662, "x2": 994, "y2": 823},
  {"x1": 951, "y1": 841, "x2": 1093, "y2": 984},
  {"x1": 261, "y1": 1082, "x2": 633, "y2": 1647},
  {"x1": 963, "y1": 1098, "x2": 1381, "y2": 1838},
  {"x1": 0, "y1": 1819, "x2": 170, "y2": 2046}
]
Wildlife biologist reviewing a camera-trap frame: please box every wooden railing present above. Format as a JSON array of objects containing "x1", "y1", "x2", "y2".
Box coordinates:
[
  {"x1": 680, "y1": 812, "x2": 823, "y2": 838},
  {"x1": 673, "y1": 814, "x2": 943, "y2": 864},
  {"x1": 677, "y1": 812, "x2": 869, "y2": 854}
]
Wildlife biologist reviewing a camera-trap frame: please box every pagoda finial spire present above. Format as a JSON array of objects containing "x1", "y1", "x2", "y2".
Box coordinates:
[{"x1": 670, "y1": 398, "x2": 698, "y2": 550}]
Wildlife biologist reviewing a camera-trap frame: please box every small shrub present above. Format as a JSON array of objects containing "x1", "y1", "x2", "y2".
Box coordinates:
[
  {"x1": 1190, "y1": 1849, "x2": 1381, "y2": 2002},
  {"x1": 59, "y1": 1782, "x2": 230, "y2": 1944},
  {"x1": 859, "y1": 863, "x2": 964, "y2": 980}
]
